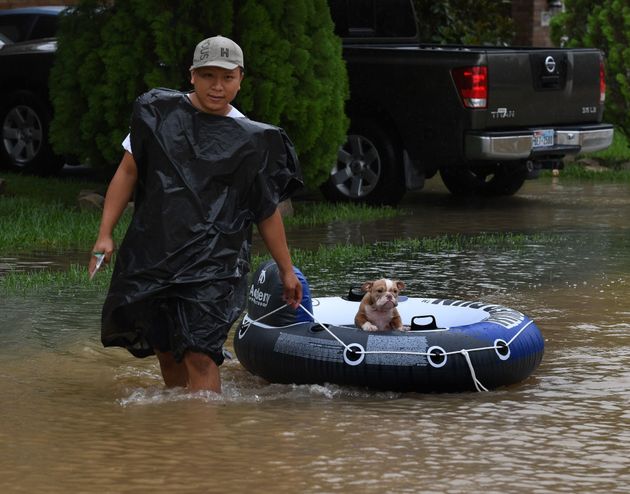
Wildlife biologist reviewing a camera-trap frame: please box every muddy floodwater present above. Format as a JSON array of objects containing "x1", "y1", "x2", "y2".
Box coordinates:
[{"x1": 1, "y1": 177, "x2": 629, "y2": 493}]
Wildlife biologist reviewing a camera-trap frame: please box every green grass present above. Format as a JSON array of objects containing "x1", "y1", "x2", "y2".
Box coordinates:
[
  {"x1": 1, "y1": 172, "x2": 106, "y2": 206},
  {"x1": 287, "y1": 233, "x2": 555, "y2": 270},
  {"x1": 0, "y1": 166, "x2": 565, "y2": 295},
  {"x1": 589, "y1": 128, "x2": 630, "y2": 163},
  {"x1": 0, "y1": 263, "x2": 105, "y2": 293},
  {"x1": 287, "y1": 202, "x2": 401, "y2": 227},
  {"x1": 0, "y1": 196, "x2": 132, "y2": 252},
  {"x1": 549, "y1": 162, "x2": 630, "y2": 181},
  {"x1": 0, "y1": 172, "x2": 401, "y2": 253},
  {"x1": 0, "y1": 172, "x2": 115, "y2": 252},
  {"x1": 0, "y1": 232, "x2": 559, "y2": 295},
  {"x1": 0, "y1": 164, "x2": 595, "y2": 295},
  {"x1": 540, "y1": 128, "x2": 630, "y2": 180}
]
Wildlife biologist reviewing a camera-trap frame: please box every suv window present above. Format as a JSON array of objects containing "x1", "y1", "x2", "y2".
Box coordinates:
[
  {"x1": 0, "y1": 14, "x2": 34, "y2": 42},
  {"x1": 0, "y1": 12, "x2": 59, "y2": 42},
  {"x1": 329, "y1": 0, "x2": 417, "y2": 39},
  {"x1": 30, "y1": 15, "x2": 58, "y2": 39}
]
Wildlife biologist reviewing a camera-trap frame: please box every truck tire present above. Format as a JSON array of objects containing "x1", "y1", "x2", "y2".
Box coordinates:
[
  {"x1": 321, "y1": 119, "x2": 405, "y2": 205},
  {"x1": 439, "y1": 161, "x2": 528, "y2": 196},
  {"x1": 0, "y1": 90, "x2": 64, "y2": 175}
]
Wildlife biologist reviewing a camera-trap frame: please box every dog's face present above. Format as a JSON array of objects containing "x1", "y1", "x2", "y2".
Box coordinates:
[
  {"x1": 355, "y1": 278, "x2": 406, "y2": 331},
  {"x1": 362, "y1": 279, "x2": 405, "y2": 311}
]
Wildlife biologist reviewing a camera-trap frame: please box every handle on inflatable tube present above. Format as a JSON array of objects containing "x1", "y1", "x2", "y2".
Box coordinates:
[
  {"x1": 410, "y1": 315, "x2": 438, "y2": 331},
  {"x1": 345, "y1": 286, "x2": 365, "y2": 302}
]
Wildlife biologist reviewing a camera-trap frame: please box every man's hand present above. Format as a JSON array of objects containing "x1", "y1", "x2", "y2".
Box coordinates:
[
  {"x1": 88, "y1": 237, "x2": 115, "y2": 279},
  {"x1": 280, "y1": 269, "x2": 302, "y2": 309},
  {"x1": 257, "y1": 208, "x2": 302, "y2": 308}
]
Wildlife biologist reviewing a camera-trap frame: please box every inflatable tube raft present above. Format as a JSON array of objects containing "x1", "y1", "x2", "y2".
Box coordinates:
[{"x1": 234, "y1": 262, "x2": 544, "y2": 392}]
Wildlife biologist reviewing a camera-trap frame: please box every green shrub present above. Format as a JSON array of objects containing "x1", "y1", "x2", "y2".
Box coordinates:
[
  {"x1": 414, "y1": 0, "x2": 514, "y2": 45},
  {"x1": 551, "y1": 0, "x2": 630, "y2": 139},
  {"x1": 550, "y1": 0, "x2": 591, "y2": 46},
  {"x1": 234, "y1": 0, "x2": 348, "y2": 187},
  {"x1": 49, "y1": 0, "x2": 348, "y2": 188}
]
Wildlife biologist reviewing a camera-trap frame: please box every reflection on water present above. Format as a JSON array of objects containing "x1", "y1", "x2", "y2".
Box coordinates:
[
  {"x1": 1, "y1": 179, "x2": 630, "y2": 493},
  {"x1": 0, "y1": 249, "x2": 86, "y2": 276}
]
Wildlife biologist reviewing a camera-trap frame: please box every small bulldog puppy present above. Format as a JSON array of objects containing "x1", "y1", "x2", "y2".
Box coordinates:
[{"x1": 355, "y1": 279, "x2": 406, "y2": 331}]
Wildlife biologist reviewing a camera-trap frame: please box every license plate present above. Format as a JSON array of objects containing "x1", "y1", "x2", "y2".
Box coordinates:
[{"x1": 532, "y1": 129, "x2": 554, "y2": 148}]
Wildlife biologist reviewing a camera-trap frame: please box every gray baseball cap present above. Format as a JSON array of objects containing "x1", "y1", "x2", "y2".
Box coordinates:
[{"x1": 190, "y1": 35, "x2": 244, "y2": 71}]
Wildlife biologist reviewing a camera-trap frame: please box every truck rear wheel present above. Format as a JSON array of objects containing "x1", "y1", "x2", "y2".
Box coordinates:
[
  {"x1": 439, "y1": 161, "x2": 528, "y2": 196},
  {"x1": 0, "y1": 91, "x2": 64, "y2": 175},
  {"x1": 321, "y1": 119, "x2": 405, "y2": 205}
]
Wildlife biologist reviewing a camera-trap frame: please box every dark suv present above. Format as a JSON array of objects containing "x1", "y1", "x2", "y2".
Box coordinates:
[{"x1": 0, "y1": 6, "x2": 67, "y2": 174}]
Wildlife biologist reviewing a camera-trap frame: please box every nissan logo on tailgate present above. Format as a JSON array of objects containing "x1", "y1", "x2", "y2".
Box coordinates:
[{"x1": 545, "y1": 56, "x2": 556, "y2": 73}]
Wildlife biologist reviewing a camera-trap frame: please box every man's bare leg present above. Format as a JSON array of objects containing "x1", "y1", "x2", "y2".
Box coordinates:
[
  {"x1": 155, "y1": 350, "x2": 188, "y2": 388},
  {"x1": 183, "y1": 351, "x2": 221, "y2": 393}
]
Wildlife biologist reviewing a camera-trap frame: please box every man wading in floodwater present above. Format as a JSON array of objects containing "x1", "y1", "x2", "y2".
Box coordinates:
[{"x1": 89, "y1": 35, "x2": 303, "y2": 393}]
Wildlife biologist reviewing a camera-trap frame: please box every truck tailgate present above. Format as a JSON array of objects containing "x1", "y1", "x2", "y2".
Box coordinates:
[{"x1": 481, "y1": 49, "x2": 604, "y2": 129}]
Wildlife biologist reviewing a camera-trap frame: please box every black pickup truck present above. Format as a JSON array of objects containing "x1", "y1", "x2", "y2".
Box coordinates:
[
  {"x1": 0, "y1": 1, "x2": 614, "y2": 203},
  {"x1": 322, "y1": 0, "x2": 613, "y2": 203}
]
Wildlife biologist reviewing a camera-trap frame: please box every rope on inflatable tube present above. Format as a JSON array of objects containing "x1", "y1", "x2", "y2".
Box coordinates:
[{"x1": 240, "y1": 302, "x2": 535, "y2": 393}]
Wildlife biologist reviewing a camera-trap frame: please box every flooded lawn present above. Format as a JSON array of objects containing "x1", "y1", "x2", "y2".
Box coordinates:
[{"x1": 1, "y1": 177, "x2": 629, "y2": 493}]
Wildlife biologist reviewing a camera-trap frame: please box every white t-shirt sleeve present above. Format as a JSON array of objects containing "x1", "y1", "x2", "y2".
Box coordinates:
[
  {"x1": 122, "y1": 133, "x2": 132, "y2": 154},
  {"x1": 227, "y1": 106, "x2": 246, "y2": 118},
  {"x1": 121, "y1": 105, "x2": 245, "y2": 155}
]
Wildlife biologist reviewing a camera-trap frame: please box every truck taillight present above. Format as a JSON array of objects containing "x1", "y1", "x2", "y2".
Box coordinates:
[
  {"x1": 452, "y1": 66, "x2": 488, "y2": 109},
  {"x1": 600, "y1": 61, "x2": 606, "y2": 104}
]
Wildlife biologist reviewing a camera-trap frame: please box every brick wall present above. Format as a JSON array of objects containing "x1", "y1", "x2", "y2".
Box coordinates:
[
  {"x1": 512, "y1": 0, "x2": 560, "y2": 47},
  {"x1": 532, "y1": 0, "x2": 554, "y2": 46},
  {"x1": 512, "y1": 0, "x2": 534, "y2": 45}
]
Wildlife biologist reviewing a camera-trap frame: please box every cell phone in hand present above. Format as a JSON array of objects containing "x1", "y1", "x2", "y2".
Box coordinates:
[{"x1": 90, "y1": 253, "x2": 105, "y2": 280}]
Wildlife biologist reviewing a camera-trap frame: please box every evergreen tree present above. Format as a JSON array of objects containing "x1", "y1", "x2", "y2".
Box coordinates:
[
  {"x1": 551, "y1": 0, "x2": 630, "y2": 138},
  {"x1": 414, "y1": 0, "x2": 514, "y2": 45},
  {"x1": 549, "y1": 0, "x2": 591, "y2": 48},
  {"x1": 49, "y1": 0, "x2": 348, "y2": 187},
  {"x1": 235, "y1": 0, "x2": 348, "y2": 185},
  {"x1": 48, "y1": 1, "x2": 111, "y2": 166}
]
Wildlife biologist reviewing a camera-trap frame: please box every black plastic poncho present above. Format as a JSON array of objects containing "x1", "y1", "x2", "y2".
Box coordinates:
[{"x1": 101, "y1": 88, "x2": 302, "y2": 362}]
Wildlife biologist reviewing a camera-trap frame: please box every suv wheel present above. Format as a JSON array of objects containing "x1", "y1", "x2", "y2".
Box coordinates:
[
  {"x1": 321, "y1": 119, "x2": 405, "y2": 205},
  {"x1": 0, "y1": 91, "x2": 64, "y2": 175}
]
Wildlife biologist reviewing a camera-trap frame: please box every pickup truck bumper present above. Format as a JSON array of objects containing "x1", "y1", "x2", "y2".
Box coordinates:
[{"x1": 465, "y1": 124, "x2": 614, "y2": 160}]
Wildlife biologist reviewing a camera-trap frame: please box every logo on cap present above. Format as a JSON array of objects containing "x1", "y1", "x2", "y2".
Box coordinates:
[{"x1": 190, "y1": 35, "x2": 244, "y2": 71}]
